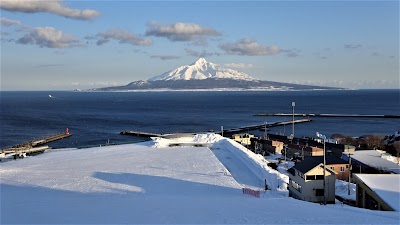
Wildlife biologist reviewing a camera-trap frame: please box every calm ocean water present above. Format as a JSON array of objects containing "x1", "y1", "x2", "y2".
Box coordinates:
[{"x1": 0, "y1": 90, "x2": 399, "y2": 149}]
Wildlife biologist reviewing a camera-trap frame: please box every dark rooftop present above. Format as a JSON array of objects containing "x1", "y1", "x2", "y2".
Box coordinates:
[
  {"x1": 292, "y1": 156, "x2": 341, "y2": 174},
  {"x1": 287, "y1": 167, "x2": 295, "y2": 176},
  {"x1": 292, "y1": 158, "x2": 321, "y2": 174},
  {"x1": 307, "y1": 155, "x2": 348, "y2": 165}
]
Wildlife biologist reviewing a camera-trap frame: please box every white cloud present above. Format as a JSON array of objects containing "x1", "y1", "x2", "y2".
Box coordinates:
[
  {"x1": 150, "y1": 55, "x2": 180, "y2": 60},
  {"x1": 219, "y1": 38, "x2": 281, "y2": 56},
  {"x1": 282, "y1": 48, "x2": 301, "y2": 58},
  {"x1": 185, "y1": 48, "x2": 220, "y2": 57},
  {"x1": 0, "y1": 17, "x2": 21, "y2": 26},
  {"x1": 92, "y1": 29, "x2": 152, "y2": 46},
  {"x1": 370, "y1": 52, "x2": 380, "y2": 57},
  {"x1": 344, "y1": 44, "x2": 363, "y2": 49},
  {"x1": 223, "y1": 63, "x2": 254, "y2": 69},
  {"x1": 290, "y1": 80, "x2": 399, "y2": 89},
  {"x1": 146, "y1": 21, "x2": 220, "y2": 42},
  {"x1": 17, "y1": 26, "x2": 79, "y2": 48},
  {"x1": 0, "y1": 0, "x2": 100, "y2": 20}
]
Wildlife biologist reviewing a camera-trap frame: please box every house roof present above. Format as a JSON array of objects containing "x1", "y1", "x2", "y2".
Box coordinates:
[
  {"x1": 342, "y1": 150, "x2": 400, "y2": 174},
  {"x1": 293, "y1": 159, "x2": 321, "y2": 174},
  {"x1": 354, "y1": 174, "x2": 400, "y2": 211},
  {"x1": 287, "y1": 167, "x2": 295, "y2": 176},
  {"x1": 293, "y1": 157, "x2": 336, "y2": 174},
  {"x1": 307, "y1": 156, "x2": 348, "y2": 165}
]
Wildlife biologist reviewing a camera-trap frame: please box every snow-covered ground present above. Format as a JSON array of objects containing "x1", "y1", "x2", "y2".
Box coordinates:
[
  {"x1": 335, "y1": 180, "x2": 356, "y2": 201},
  {"x1": 1, "y1": 134, "x2": 399, "y2": 224}
]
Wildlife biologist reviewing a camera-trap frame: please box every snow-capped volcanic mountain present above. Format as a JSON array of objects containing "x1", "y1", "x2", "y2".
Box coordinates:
[
  {"x1": 149, "y1": 58, "x2": 258, "y2": 82},
  {"x1": 93, "y1": 58, "x2": 340, "y2": 91}
]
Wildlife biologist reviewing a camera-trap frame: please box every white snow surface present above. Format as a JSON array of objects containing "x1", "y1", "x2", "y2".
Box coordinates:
[
  {"x1": 354, "y1": 174, "x2": 400, "y2": 211},
  {"x1": 343, "y1": 150, "x2": 400, "y2": 174},
  {"x1": 148, "y1": 58, "x2": 259, "y2": 81},
  {"x1": 335, "y1": 180, "x2": 356, "y2": 201},
  {"x1": 152, "y1": 134, "x2": 288, "y2": 192},
  {"x1": 1, "y1": 135, "x2": 399, "y2": 224}
]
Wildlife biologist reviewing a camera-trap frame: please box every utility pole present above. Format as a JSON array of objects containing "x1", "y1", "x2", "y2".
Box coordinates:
[
  {"x1": 323, "y1": 137, "x2": 326, "y2": 205},
  {"x1": 317, "y1": 132, "x2": 327, "y2": 205},
  {"x1": 264, "y1": 121, "x2": 267, "y2": 139},
  {"x1": 221, "y1": 126, "x2": 224, "y2": 137},
  {"x1": 348, "y1": 153, "x2": 353, "y2": 195},
  {"x1": 292, "y1": 102, "x2": 295, "y2": 138},
  {"x1": 284, "y1": 144, "x2": 288, "y2": 166}
]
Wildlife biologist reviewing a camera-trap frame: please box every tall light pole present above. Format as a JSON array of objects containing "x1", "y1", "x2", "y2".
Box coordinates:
[
  {"x1": 316, "y1": 132, "x2": 327, "y2": 205},
  {"x1": 292, "y1": 102, "x2": 295, "y2": 138},
  {"x1": 221, "y1": 126, "x2": 224, "y2": 137},
  {"x1": 348, "y1": 153, "x2": 353, "y2": 196},
  {"x1": 264, "y1": 121, "x2": 267, "y2": 139}
]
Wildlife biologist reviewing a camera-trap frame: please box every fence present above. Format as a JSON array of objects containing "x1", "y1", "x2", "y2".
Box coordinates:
[{"x1": 242, "y1": 188, "x2": 260, "y2": 198}]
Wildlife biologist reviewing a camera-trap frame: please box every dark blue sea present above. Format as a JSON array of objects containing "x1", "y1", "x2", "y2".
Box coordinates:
[{"x1": 0, "y1": 90, "x2": 399, "y2": 149}]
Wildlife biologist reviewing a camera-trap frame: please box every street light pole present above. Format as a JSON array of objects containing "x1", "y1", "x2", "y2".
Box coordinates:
[
  {"x1": 292, "y1": 102, "x2": 295, "y2": 138},
  {"x1": 264, "y1": 121, "x2": 267, "y2": 139}
]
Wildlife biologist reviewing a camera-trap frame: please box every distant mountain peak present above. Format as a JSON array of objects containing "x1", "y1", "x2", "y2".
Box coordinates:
[
  {"x1": 92, "y1": 57, "x2": 340, "y2": 91},
  {"x1": 193, "y1": 57, "x2": 207, "y2": 66},
  {"x1": 148, "y1": 58, "x2": 258, "y2": 82}
]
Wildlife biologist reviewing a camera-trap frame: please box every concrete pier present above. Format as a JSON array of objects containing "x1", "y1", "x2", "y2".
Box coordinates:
[
  {"x1": 254, "y1": 113, "x2": 400, "y2": 118},
  {"x1": 1, "y1": 131, "x2": 72, "y2": 160},
  {"x1": 120, "y1": 130, "x2": 163, "y2": 137},
  {"x1": 217, "y1": 119, "x2": 312, "y2": 135}
]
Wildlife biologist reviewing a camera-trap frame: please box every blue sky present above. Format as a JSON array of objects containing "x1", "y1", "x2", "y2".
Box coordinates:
[{"x1": 1, "y1": 0, "x2": 398, "y2": 90}]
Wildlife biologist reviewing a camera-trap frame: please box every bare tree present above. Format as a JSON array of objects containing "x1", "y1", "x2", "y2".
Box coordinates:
[{"x1": 393, "y1": 141, "x2": 400, "y2": 165}]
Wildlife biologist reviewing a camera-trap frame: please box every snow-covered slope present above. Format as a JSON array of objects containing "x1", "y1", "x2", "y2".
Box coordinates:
[
  {"x1": 2, "y1": 135, "x2": 398, "y2": 224},
  {"x1": 148, "y1": 58, "x2": 258, "y2": 81},
  {"x1": 151, "y1": 133, "x2": 288, "y2": 192}
]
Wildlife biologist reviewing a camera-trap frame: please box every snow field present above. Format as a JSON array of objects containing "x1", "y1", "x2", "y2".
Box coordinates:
[{"x1": 1, "y1": 134, "x2": 399, "y2": 224}]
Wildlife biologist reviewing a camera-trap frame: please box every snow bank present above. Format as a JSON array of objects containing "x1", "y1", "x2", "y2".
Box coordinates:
[
  {"x1": 335, "y1": 180, "x2": 356, "y2": 201},
  {"x1": 151, "y1": 133, "x2": 223, "y2": 148},
  {"x1": 214, "y1": 139, "x2": 288, "y2": 194},
  {"x1": 151, "y1": 133, "x2": 288, "y2": 194},
  {"x1": 381, "y1": 154, "x2": 400, "y2": 165}
]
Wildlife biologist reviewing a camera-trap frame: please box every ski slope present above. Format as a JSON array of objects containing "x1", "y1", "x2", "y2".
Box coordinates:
[{"x1": 1, "y1": 134, "x2": 399, "y2": 224}]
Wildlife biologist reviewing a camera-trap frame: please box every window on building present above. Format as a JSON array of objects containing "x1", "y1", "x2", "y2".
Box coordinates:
[
  {"x1": 315, "y1": 189, "x2": 324, "y2": 196},
  {"x1": 315, "y1": 175, "x2": 324, "y2": 180},
  {"x1": 291, "y1": 180, "x2": 302, "y2": 193},
  {"x1": 330, "y1": 166, "x2": 334, "y2": 170},
  {"x1": 306, "y1": 175, "x2": 315, "y2": 180},
  {"x1": 340, "y1": 166, "x2": 345, "y2": 172}
]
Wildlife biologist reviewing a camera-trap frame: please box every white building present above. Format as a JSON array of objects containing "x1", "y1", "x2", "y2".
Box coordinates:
[{"x1": 288, "y1": 158, "x2": 336, "y2": 204}]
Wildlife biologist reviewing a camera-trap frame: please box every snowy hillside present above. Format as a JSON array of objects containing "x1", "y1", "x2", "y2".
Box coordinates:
[
  {"x1": 2, "y1": 134, "x2": 398, "y2": 224},
  {"x1": 148, "y1": 58, "x2": 258, "y2": 81}
]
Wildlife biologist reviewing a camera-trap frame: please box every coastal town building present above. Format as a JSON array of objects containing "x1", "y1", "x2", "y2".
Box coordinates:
[
  {"x1": 284, "y1": 144, "x2": 324, "y2": 159},
  {"x1": 306, "y1": 156, "x2": 350, "y2": 181},
  {"x1": 265, "y1": 134, "x2": 355, "y2": 158},
  {"x1": 288, "y1": 158, "x2": 336, "y2": 204},
  {"x1": 342, "y1": 150, "x2": 400, "y2": 174},
  {"x1": 232, "y1": 133, "x2": 254, "y2": 146},
  {"x1": 252, "y1": 139, "x2": 284, "y2": 155},
  {"x1": 353, "y1": 174, "x2": 400, "y2": 211}
]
